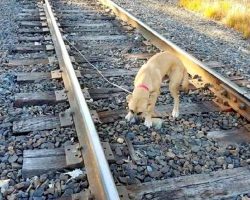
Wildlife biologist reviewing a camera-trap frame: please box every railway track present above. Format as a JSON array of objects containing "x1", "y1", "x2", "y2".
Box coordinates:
[{"x1": 0, "y1": 0, "x2": 249, "y2": 199}]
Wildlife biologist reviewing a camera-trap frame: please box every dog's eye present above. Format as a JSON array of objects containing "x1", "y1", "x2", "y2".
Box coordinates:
[
  {"x1": 130, "y1": 110, "x2": 134, "y2": 114},
  {"x1": 137, "y1": 112, "x2": 142, "y2": 115}
]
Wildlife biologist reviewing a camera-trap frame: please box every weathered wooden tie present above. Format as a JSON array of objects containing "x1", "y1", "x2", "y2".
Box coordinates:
[
  {"x1": 12, "y1": 108, "x2": 101, "y2": 134},
  {"x1": 22, "y1": 148, "x2": 66, "y2": 178},
  {"x1": 60, "y1": 22, "x2": 114, "y2": 28},
  {"x1": 18, "y1": 35, "x2": 51, "y2": 42},
  {"x1": 12, "y1": 115, "x2": 62, "y2": 134},
  {"x1": 22, "y1": 142, "x2": 114, "y2": 178},
  {"x1": 14, "y1": 90, "x2": 67, "y2": 107},
  {"x1": 19, "y1": 21, "x2": 47, "y2": 27},
  {"x1": 7, "y1": 58, "x2": 51, "y2": 66},
  {"x1": 16, "y1": 69, "x2": 80, "y2": 82},
  {"x1": 18, "y1": 28, "x2": 49, "y2": 34},
  {"x1": 126, "y1": 166, "x2": 250, "y2": 199},
  {"x1": 81, "y1": 68, "x2": 138, "y2": 77},
  {"x1": 56, "y1": 14, "x2": 114, "y2": 20},
  {"x1": 12, "y1": 45, "x2": 54, "y2": 53},
  {"x1": 69, "y1": 35, "x2": 127, "y2": 41},
  {"x1": 207, "y1": 125, "x2": 250, "y2": 145}
]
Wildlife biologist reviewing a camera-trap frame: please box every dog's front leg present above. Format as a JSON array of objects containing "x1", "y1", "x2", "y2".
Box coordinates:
[
  {"x1": 144, "y1": 112, "x2": 153, "y2": 128},
  {"x1": 144, "y1": 91, "x2": 159, "y2": 128},
  {"x1": 169, "y1": 82, "x2": 180, "y2": 118}
]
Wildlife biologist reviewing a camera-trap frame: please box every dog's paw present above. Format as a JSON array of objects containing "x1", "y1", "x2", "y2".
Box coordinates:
[
  {"x1": 144, "y1": 119, "x2": 153, "y2": 128},
  {"x1": 125, "y1": 112, "x2": 133, "y2": 122},
  {"x1": 172, "y1": 110, "x2": 179, "y2": 118}
]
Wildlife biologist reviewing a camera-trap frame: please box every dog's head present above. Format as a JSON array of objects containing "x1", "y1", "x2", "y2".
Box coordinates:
[{"x1": 126, "y1": 89, "x2": 149, "y2": 122}]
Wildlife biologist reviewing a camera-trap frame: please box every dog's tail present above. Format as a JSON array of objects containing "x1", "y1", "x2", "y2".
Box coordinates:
[{"x1": 181, "y1": 70, "x2": 189, "y2": 92}]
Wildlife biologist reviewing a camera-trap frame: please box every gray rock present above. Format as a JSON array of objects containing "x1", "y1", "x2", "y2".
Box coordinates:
[
  {"x1": 55, "y1": 181, "x2": 61, "y2": 196},
  {"x1": 144, "y1": 177, "x2": 151, "y2": 182},
  {"x1": 118, "y1": 176, "x2": 127, "y2": 184},
  {"x1": 145, "y1": 194, "x2": 153, "y2": 199},
  {"x1": 33, "y1": 176, "x2": 41, "y2": 188},
  {"x1": 84, "y1": 74, "x2": 92, "y2": 79},
  {"x1": 194, "y1": 165, "x2": 202, "y2": 173},
  {"x1": 115, "y1": 147, "x2": 123, "y2": 156},
  {"x1": 16, "y1": 191, "x2": 28, "y2": 198},
  {"x1": 126, "y1": 132, "x2": 135, "y2": 140},
  {"x1": 8, "y1": 154, "x2": 18, "y2": 163},
  {"x1": 117, "y1": 137, "x2": 124, "y2": 144},
  {"x1": 62, "y1": 188, "x2": 74, "y2": 196},
  {"x1": 59, "y1": 174, "x2": 68, "y2": 182},
  {"x1": 146, "y1": 166, "x2": 153, "y2": 172},
  {"x1": 46, "y1": 187, "x2": 54, "y2": 195},
  {"x1": 191, "y1": 146, "x2": 200, "y2": 153},
  {"x1": 160, "y1": 166, "x2": 169, "y2": 174},
  {"x1": 14, "y1": 182, "x2": 25, "y2": 190},
  {"x1": 127, "y1": 177, "x2": 138, "y2": 184},
  {"x1": 55, "y1": 141, "x2": 60, "y2": 148},
  {"x1": 4, "y1": 186, "x2": 14, "y2": 196},
  {"x1": 228, "y1": 164, "x2": 234, "y2": 169},
  {"x1": 147, "y1": 151, "x2": 157, "y2": 158},
  {"x1": 166, "y1": 151, "x2": 176, "y2": 159},
  {"x1": 33, "y1": 197, "x2": 44, "y2": 200},
  {"x1": 33, "y1": 187, "x2": 44, "y2": 197},
  {"x1": 136, "y1": 174, "x2": 145, "y2": 181},
  {"x1": 216, "y1": 157, "x2": 225, "y2": 166},
  {"x1": 1, "y1": 155, "x2": 9, "y2": 163},
  {"x1": 11, "y1": 163, "x2": 21, "y2": 169},
  {"x1": 119, "y1": 121, "x2": 126, "y2": 126},
  {"x1": 40, "y1": 174, "x2": 48, "y2": 183},
  {"x1": 205, "y1": 146, "x2": 211, "y2": 152},
  {"x1": 41, "y1": 142, "x2": 54, "y2": 149},
  {"x1": 16, "y1": 157, "x2": 22, "y2": 164},
  {"x1": 196, "y1": 131, "x2": 204, "y2": 138},
  {"x1": 116, "y1": 159, "x2": 124, "y2": 165}
]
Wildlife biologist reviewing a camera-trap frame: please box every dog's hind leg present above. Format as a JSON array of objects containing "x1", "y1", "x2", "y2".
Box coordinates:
[
  {"x1": 181, "y1": 69, "x2": 189, "y2": 92},
  {"x1": 169, "y1": 82, "x2": 180, "y2": 118}
]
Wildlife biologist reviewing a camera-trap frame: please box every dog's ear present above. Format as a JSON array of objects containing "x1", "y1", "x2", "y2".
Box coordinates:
[{"x1": 126, "y1": 94, "x2": 132, "y2": 103}]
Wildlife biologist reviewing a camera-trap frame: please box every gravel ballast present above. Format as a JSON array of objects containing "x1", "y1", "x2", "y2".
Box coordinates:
[
  {"x1": 0, "y1": 0, "x2": 88, "y2": 199},
  {"x1": 0, "y1": 0, "x2": 249, "y2": 199},
  {"x1": 0, "y1": 0, "x2": 19, "y2": 52},
  {"x1": 112, "y1": 0, "x2": 250, "y2": 90}
]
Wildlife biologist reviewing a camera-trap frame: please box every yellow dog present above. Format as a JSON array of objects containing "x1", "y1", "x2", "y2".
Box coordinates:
[{"x1": 125, "y1": 51, "x2": 189, "y2": 128}]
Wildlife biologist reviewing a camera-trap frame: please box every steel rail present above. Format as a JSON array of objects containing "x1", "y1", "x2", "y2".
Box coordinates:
[
  {"x1": 43, "y1": 0, "x2": 120, "y2": 199},
  {"x1": 98, "y1": 0, "x2": 250, "y2": 121}
]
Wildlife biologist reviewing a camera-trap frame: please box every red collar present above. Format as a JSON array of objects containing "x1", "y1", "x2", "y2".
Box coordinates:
[{"x1": 136, "y1": 84, "x2": 149, "y2": 91}]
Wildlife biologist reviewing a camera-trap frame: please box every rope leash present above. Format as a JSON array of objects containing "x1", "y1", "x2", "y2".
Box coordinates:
[{"x1": 63, "y1": 36, "x2": 132, "y2": 94}]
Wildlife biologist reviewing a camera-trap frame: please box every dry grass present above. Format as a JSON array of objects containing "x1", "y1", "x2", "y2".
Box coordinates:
[{"x1": 179, "y1": 0, "x2": 250, "y2": 38}]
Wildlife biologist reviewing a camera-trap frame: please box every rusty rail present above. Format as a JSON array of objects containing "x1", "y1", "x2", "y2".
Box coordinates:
[{"x1": 44, "y1": 0, "x2": 120, "y2": 199}]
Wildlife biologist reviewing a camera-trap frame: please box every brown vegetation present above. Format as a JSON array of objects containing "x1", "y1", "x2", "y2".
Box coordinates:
[{"x1": 179, "y1": 0, "x2": 250, "y2": 38}]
